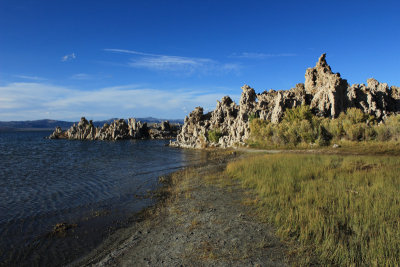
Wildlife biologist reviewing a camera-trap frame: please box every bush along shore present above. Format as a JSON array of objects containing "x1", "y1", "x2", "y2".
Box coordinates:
[{"x1": 248, "y1": 105, "x2": 400, "y2": 149}]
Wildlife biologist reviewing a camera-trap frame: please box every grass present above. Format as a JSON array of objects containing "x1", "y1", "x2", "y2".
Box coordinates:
[
  {"x1": 226, "y1": 153, "x2": 400, "y2": 266},
  {"x1": 330, "y1": 140, "x2": 400, "y2": 155}
]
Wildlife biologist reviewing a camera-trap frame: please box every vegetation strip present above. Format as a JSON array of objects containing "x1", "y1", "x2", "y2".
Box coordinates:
[
  {"x1": 226, "y1": 153, "x2": 400, "y2": 266},
  {"x1": 249, "y1": 105, "x2": 400, "y2": 149}
]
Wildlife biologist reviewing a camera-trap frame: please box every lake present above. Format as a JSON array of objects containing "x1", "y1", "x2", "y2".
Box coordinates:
[{"x1": 0, "y1": 131, "x2": 204, "y2": 266}]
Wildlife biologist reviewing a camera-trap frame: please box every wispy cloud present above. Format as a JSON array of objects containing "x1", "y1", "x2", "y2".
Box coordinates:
[
  {"x1": 14, "y1": 75, "x2": 46, "y2": 81},
  {"x1": 70, "y1": 73, "x2": 92, "y2": 80},
  {"x1": 61, "y1": 53, "x2": 76, "y2": 62},
  {"x1": 104, "y1": 48, "x2": 240, "y2": 74},
  {"x1": 103, "y1": 48, "x2": 152, "y2": 56},
  {"x1": 129, "y1": 55, "x2": 212, "y2": 71},
  {"x1": 231, "y1": 52, "x2": 296, "y2": 59},
  {"x1": 0, "y1": 82, "x2": 239, "y2": 121}
]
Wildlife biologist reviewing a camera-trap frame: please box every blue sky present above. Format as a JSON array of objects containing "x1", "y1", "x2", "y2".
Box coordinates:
[{"x1": 1, "y1": 0, "x2": 399, "y2": 121}]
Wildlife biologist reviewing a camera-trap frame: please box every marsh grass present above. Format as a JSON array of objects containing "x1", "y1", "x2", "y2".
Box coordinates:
[{"x1": 226, "y1": 154, "x2": 400, "y2": 266}]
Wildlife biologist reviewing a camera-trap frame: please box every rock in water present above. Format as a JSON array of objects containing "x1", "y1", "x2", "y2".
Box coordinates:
[
  {"x1": 49, "y1": 118, "x2": 180, "y2": 141},
  {"x1": 171, "y1": 53, "x2": 400, "y2": 148}
]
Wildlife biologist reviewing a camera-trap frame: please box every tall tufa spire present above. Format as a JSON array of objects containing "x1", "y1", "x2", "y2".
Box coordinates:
[{"x1": 316, "y1": 53, "x2": 332, "y2": 73}]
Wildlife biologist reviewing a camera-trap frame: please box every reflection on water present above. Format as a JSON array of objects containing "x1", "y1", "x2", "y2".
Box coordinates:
[{"x1": 0, "y1": 131, "x2": 204, "y2": 266}]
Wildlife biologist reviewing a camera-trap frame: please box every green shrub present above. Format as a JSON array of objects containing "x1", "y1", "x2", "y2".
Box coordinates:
[
  {"x1": 375, "y1": 124, "x2": 392, "y2": 141},
  {"x1": 207, "y1": 129, "x2": 223, "y2": 143},
  {"x1": 248, "y1": 106, "x2": 400, "y2": 148},
  {"x1": 346, "y1": 123, "x2": 366, "y2": 141},
  {"x1": 340, "y1": 108, "x2": 368, "y2": 124},
  {"x1": 286, "y1": 121, "x2": 301, "y2": 145},
  {"x1": 385, "y1": 114, "x2": 400, "y2": 141},
  {"x1": 298, "y1": 120, "x2": 315, "y2": 143},
  {"x1": 323, "y1": 118, "x2": 344, "y2": 139},
  {"x1": 283, "y1": 105, "x2": 313, "y2": 123},
  {"x1": 248, "y1": 112, "x2": 259, "y2": 122},
  {"x1": 364, "y1": 126, "x2": 377, "y2": 141},
  {"x1": 249, "y1": 119, "x2": 268, "y2": 138},
  {"x1": 317, "y1": 125, "x2": 332, "y2": 146}
]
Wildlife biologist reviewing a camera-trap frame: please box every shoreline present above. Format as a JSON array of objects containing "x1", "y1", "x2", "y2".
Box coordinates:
[
  {"x1": 0, "y1": 136, "x2": 213, "y2": 267},
  {"x1": 72, "y1": 146, "x2": 400, "y2": 266},
  {"x1": 72, "y1": 149, "x2": 288, "y2": 266}
]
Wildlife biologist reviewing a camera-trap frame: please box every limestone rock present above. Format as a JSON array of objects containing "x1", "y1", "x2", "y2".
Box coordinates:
[
  {"x1": 172, "y1": 53, "x2": 400, "y2": 149},
  {"x1": 305, "y1": 53, "x2": 348, "y2": 117},
  {"x1": 391, "y1": 86, "x2": 400, "y2": 111},
  {"x1": 49, "y1": 118, "x2": 179, "y2": 141},
  {"x1": 149, "y1": 121, "x2": 180, "y2": 139}
]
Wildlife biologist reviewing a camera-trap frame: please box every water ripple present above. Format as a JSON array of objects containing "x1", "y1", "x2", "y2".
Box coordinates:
[{"x1": 0, "y1": 131, "x2": 204, "y2": 266}]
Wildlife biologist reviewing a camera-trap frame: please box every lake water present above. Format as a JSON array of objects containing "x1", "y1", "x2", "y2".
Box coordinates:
[{"x1": 0, "y1": 131, "x2": 204, "y2": 266}]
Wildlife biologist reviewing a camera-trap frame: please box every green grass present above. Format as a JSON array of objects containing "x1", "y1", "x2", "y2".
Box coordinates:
[{"x1": 226, "y1": 153, "x2": 400, "y2": 266}]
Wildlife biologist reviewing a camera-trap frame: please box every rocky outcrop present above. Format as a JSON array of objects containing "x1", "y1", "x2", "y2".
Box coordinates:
[
  {"x1": 305, "y1": 54, "x2": 349, "y2": 118},
  {"x1": 171, "y1": 53, "x2": 400, "y2": 148},
  {"x1": 49, "y1": 117, "x2": 180, "y2": 140}
]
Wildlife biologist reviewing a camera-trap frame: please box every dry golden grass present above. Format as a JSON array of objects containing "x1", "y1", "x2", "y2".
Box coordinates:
[{"x1": 226, "y1": 153, "x2": 400, "y2": 266}]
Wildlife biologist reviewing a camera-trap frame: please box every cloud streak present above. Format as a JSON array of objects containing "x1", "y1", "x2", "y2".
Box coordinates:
[
  {"x1": 231, "y1": 52, "x2": 296, "y2": 59},
  {"x1": 129, "y1": 55, "x2": 212, "y2": 71},
  {"x1": 14, "y1": 75, "x2": 47, "y2": 81},
  {"x1": 104, "y1": 48, "x2": 240, "y2": 74},
  {"x1": 61, "y1": 53, "x2": 76, "y2": 62},
  {"x1": 70, "y1": 73, "x2": 92, "y2": 80},
  {"x1": 0, "y1": 82, "x2": 238, "y2": 121}
]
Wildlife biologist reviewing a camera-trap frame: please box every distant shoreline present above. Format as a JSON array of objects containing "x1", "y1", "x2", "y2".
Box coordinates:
[{"x1": 0, "y1": 128, "x2": 54, "y2": 132}]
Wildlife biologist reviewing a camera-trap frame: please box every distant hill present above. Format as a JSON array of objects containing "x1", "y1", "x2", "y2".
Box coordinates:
[{"x1": 0, "y1": 117, "x2": 184, "y2": 131}]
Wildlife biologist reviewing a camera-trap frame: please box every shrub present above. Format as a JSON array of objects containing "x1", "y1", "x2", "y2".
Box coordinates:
[
  {"x1": 248, "y1": 112, "x2": 259, "y2": 122},
  {"x1": 375, "y1": 124, "x2": 392, "y2": 141},
  {"x1": 207, "y1": 129, "x2": 223, "y2": 143},
  {"x1": 249, "y1": 119, "x2": 268, "y2": 138},
  {"x1": 317, "y1": 125, "x2": 332, "y2": 146},
  {"x1": 248, "y1": 106, "x2": 400, "y2": 147},
  {"x1": 286, "y1": 121, "x2": 301, "y2": 145},
  {"x1": 298, "y1": 120, "x2": 315, "y2": 143},
  {"x1": 324, "y1": 118, "x2": 344, "y2": 139},
  {"x1": 340, "y1": 108, "x2": 368, "y2": 124},
  {"x1": 275, "y1": 123, "x2": 289, "y2": 145},
  {"x1": 385, "y1": 114, "x2": 400, "y2": 141},
  {"x1": 346, "y1": 123, "x2": 366, "y2": 141},
  {"x1": 364, "y1": 126, "x2": 377, "y2": 141},
  {"x1": 283, "y1": 105, "x2": 313, "y2": 123}
]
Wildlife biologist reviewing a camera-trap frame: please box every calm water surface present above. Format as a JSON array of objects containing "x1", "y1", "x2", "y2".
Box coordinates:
[{"x1": 0, "y1": 131, "x2": 205, "y2": 266}]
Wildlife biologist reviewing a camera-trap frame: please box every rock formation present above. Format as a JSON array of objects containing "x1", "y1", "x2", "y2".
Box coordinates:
[
  {"x1": 171, "y1": 53, "x2": 400, "y2": 148},
  {"x1": 49, "y1": 117, "x2": 180, "y2": 140}
]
